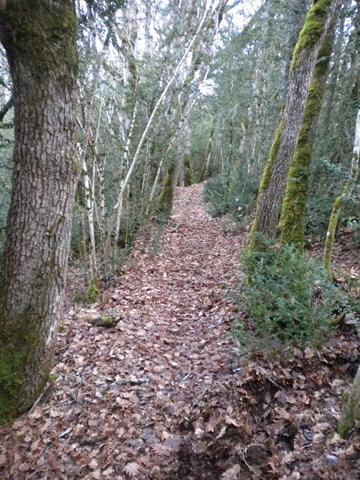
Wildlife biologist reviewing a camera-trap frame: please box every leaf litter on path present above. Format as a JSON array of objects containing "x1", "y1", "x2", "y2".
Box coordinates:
[{"x1": 0, "y1": 183, "x2": 359, "y2": 479}]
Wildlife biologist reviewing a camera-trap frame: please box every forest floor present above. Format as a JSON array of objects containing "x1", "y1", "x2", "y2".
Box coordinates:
[{"x1": 1, "y1": 183, "x2": 360, "y2": 480}]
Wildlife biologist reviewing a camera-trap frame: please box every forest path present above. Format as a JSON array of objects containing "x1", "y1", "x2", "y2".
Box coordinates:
[
  {"x1": 1, "y1": 184, "x2": 359, "y2": 480},
  {"x1": 0, "y1": 183, "x2": 244, "y2": 479}
]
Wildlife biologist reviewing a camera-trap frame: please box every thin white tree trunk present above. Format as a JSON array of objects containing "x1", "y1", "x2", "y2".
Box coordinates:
[
  {"x1": 82, "y1": 157, "x2": 97, "y2": 281},
  {"x1": 112, "y1": 102, "x2": 139, "y2": 251},
  {"x1": 148, "y1": 94, "x2": 200, "y2": 205},
  {"x1": 115, "y1": 1, "x2": 212, "y2": 208},
  {"x1": 94, "y1": 98, "x2": 106, "y2": 243}
]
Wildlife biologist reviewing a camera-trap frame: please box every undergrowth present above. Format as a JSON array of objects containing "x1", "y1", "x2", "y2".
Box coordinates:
[
  {"x1": 203, "y1": 173, "x2": 257, "y2": 223},
  {"x1": 233, "y1": 243, "x2": 352, "y2": 352}
]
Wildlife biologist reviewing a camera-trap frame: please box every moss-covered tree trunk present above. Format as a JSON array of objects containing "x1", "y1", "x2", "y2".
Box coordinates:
[
  {"x1": 0, "y1": 0, "x2": 78, "y2": 424},
  {"x1": 248, "y1": 0, "x2": 342, "y2": 251},
  {"x1": 158, "y1": 161, "x2": 176, "y2": 217},
  {"x1": 279, "y1": 30, "x2": 334, "y2": 250}
]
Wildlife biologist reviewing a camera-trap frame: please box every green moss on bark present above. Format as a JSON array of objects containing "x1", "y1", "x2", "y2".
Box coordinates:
[
  {"x1": 87, "y1": 280, "x2": 99, "y2": 304},
  {"x1": 158, "y1": 163, "x2": 175, "y2": 217},
  {"x1": 337, "y1": 390, "x2": 355, "y2": 438},
  {"x1": 0, "y1": 321, "x2": 37, "y2": 425},
  {"x1": 291, "y1": 0, "x2": 332, "y2": 72},
  {"x1": 259, "y1": 119, "x2": 284, "y2": 193},
  {"x1": 247, "y1": 119, "x2": 284, "y2": 251},
  {"x1": 280, "y1": 34, "x2": 333, "y2": 250},
  {"x1": 279, "y1": 83, "x2": 320, "y2": 250},
  {"x1": 4, "y1": 0, "x2": 78, "y2": 82},
  {"x1": 338, "y1": 367, "x2": 360, "y2": 438}
]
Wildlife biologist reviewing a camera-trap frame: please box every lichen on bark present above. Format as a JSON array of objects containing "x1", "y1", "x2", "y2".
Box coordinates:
[
  {"x1": 338, "y1": 366, "x2": 360, "y2": 438},
  {"x1": 158, "y1": 162, "x2": 176, "y2": 216},
  {"x1": 323, "y1": 194, "x2": 342, "y2": 279}
]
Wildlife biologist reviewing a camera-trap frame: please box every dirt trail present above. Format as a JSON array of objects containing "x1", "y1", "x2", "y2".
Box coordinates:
[{"x1": 0, "y1": 184, "x2": 244, "y2": 479}]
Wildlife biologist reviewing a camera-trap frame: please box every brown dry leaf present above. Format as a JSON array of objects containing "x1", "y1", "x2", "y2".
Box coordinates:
[
  {"x1": 89, "y1": 458, "x2": 98, "y2": 470},
  {"x1": 103, "y1": 466, "x2": 115, "y2": 476},
  {"x1": 195, "y1": 427, "x2": 205, "y2": 438},
  {"x1": 124, "y1": 462, "x2": 142, "y2": 477},
  {"x1": 220, "y1": 464, "x2": 240, "y2": 479},
  {"x1": 205, "y1": 415, "x2": 221, "y2": 432},
  {"x1": 163, "y1": 435, "x2": 182, "y2": 449}
]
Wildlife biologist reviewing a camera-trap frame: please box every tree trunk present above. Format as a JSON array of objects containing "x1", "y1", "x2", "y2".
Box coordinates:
[
  {"x1": 248, "y1": 0, "x2": 342, "y2": 251},
  {"x1": 0, "y1": 0, "x2": 78, "y2": 424},
  {"x1": 279, "y1": 0, "x2": 309, "y2": 102},
  {"x1": 279, "y1": 30, "x2": 334, "y2": 249}
]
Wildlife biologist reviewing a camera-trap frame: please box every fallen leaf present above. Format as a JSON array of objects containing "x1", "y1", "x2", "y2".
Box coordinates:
[
  {"x1": 221, "y1": 464, "x2": 240, "y2": 479},
  {"x1": 124, "y1": 462, "x2": 141, "y2": 477}
]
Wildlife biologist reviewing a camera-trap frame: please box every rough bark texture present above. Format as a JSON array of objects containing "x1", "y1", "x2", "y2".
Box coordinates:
[
  {"x1": 279, "y1": 0, "x2": 309, "y2": 100},
  {"x1": 0, "y1": 0, "x2": 78, "y2": 424},
  {"x1": 248, "y1": 0, "x2": 342, "y2": 251},
  {"x1": 279, "y1": 31, "x2": 334, "y2": 250}
]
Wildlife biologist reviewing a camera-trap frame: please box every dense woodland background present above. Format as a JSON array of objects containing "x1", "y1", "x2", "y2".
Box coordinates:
[{"x1": 0, "y1": 0, "x2": 359, "y2": 281}]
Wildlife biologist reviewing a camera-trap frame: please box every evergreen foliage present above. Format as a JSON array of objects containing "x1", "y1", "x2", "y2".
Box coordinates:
[{"x1": 233, "y1": 242, "x2": 343, "y2": 350}]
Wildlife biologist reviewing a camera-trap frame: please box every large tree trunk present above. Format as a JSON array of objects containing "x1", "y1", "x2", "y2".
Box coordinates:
[
  {"x1": 248, "y1": 0, "x2": 342, "y2": 251},
  {"x1": 279, "y1": 29, "x2": 334, "y2": 250},
  {"x1": 0, "y1": 0, "x2": 78, "y2": 424}
]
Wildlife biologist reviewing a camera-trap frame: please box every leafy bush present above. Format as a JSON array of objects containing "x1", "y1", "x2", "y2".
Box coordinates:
[{"x1": 234, "y1": 244, "x2": 344, "y2": 351}]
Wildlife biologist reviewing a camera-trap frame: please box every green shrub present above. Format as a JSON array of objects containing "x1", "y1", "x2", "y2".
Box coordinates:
[
  {"x1": 234, "y1": 243, "x2": 343, "y2": 351},
  {"x1": 203, "y1": 173, "x2": 258, "y2": 221}
]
